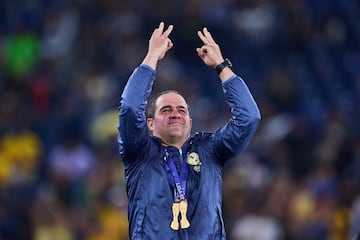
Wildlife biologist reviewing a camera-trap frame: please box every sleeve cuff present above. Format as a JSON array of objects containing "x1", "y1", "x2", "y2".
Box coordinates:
[{"x1": 140, "y1": 63, "x2": 156, "y2": 73}]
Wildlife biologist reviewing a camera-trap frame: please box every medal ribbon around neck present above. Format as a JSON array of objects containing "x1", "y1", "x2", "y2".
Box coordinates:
[{"x1": 163, "y1": 147, "x2": 190, "y2": 230}]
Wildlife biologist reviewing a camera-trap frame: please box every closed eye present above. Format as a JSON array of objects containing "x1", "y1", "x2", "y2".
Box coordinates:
[
  {"x1": 177, "y1": 107, "x2": 187, "y2": 113},
  {"x1": 160, "y1": 106, "x2": 171, "y2": 113}
]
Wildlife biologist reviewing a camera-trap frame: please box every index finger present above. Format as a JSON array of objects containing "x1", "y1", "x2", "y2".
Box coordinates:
[
  {"x1": 162, "y1": 24, "x2": 174, "y2": 38},
  {"x1": 197, "y1": 30, "x2": 208, "y2": 44},
  {"x1": 203, "y1": 27, "x2": 216, "y2": 44},
  {"x1": 153, "y1": 22, "x2": 165, "y2": 36}
]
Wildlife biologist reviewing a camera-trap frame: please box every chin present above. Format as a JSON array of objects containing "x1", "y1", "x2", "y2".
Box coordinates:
[
  {"x1": 168, "y1": 131, "x2": 184, "y2": 138},
  {"x1": 169, "y1": 133, "x2": 183, "y2": 138}
]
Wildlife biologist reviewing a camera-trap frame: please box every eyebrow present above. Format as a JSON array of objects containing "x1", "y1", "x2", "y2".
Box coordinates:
[
  {"x1": 159, "y1": 105, "x2": 187, "y2": 111},
  {"x1": 177, "y1": 105, "x2": 187, "y2": 110}
]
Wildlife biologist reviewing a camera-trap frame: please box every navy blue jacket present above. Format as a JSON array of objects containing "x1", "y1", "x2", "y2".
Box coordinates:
[{"x1": 118, "y1": 64, "x2": 260, "y2": 239}]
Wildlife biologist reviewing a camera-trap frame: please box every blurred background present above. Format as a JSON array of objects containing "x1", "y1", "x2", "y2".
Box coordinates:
[{"x1": 0, "y1": 0, "x2": 359, "y2": 239}]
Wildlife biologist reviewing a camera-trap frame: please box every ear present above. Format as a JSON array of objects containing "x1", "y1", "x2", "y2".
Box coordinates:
[{"x1": 147, "y1": 118, "x2": 154, "y2": 132}]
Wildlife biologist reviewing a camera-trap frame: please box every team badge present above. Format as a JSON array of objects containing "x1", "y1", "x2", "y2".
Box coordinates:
[{"x1": 187, "y1": 152, "x2": 201, "y2": 172}]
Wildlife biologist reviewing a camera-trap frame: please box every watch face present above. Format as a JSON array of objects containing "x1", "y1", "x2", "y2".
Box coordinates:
[{"x1": 225, "y1": 59, "x2": 232, "y2": 68}]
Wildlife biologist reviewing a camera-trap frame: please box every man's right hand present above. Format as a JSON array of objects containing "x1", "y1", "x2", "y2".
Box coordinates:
[{"x1": 142, "y1": 22, "x2": 174, "y2": 70}]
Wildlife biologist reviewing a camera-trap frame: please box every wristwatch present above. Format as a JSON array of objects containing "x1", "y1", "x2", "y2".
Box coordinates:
[{"x1": 215, "y1": 58, "x2": 232, "y2": 75}]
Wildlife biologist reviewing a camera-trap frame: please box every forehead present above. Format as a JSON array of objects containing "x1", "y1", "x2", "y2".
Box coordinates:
[{"x1": 155, "y1": 92, "x2": 188, "y2": 109}]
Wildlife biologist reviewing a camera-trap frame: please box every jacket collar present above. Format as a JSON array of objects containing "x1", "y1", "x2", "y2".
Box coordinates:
[{"x1": 150, "y1": 135, "x2": 192, "y2": 153}]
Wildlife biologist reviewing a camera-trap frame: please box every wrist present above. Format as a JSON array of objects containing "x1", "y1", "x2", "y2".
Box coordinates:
[
  {"x1": 144, "y1": 53, "x2": 160, "y2": 62},
  {"x1": 214, "y1": 58, "x2": 225, "y2": 67},
  {"x1": 142, "y1": 54, "x2": 160, "y2": 70},
  {"x1": 215, "y1": 58, "x2": 232, "y2": 75}
]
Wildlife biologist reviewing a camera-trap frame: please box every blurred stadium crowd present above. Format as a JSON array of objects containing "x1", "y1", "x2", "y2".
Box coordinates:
[{"x1": 0, "y1": 0, "x2": 360, "y2": 239}]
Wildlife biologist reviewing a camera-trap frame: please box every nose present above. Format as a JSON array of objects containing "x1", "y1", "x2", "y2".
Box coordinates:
[{"x1": 170, "y1": 110, "x2": 181, "y2": 118}]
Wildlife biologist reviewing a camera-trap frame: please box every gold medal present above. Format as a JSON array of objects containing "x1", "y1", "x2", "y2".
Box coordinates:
[
  {"x1": 170, "y1": 200, "x2": 190, "y2": 230},
  {"x1": 179, "y1": 200, "x2": 190, "y2": 229},
  {"x1": 170, "y1": 202, "x2": 180, "y2": 230}
]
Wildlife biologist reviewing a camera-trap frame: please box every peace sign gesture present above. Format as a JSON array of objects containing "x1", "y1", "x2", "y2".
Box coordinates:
[
  {"x1": 196, "y1": 27, "x2": 224, "y2": 68},
  {"x1": 196, "y1": 27, "x2": 234, "y2": 81},
  {"x1": 143, "y1": 22, "x2": 174, "y2": 69}
]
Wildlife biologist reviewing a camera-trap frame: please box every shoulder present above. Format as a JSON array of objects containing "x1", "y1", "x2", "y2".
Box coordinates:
[
  {"x1": 121, "y1": 135, "x2": 162, "y2": 166},
  {"x1": 191, "y1": 132, "x2": 215, "y2": 146},
  {"x1": 192, "y1": 131, "x2": 213, "y2": 139}
]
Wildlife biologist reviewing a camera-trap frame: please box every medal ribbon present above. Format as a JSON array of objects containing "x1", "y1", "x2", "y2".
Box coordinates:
[
  {"x1": 164, "y1": 147, "x2": 191, "y2": 230},
  {"x1": 164, "y1": 147, "x2": 189, "y2": 202}
]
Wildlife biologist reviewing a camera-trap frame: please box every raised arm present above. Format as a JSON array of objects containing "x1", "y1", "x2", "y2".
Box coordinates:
[
  {"x1": 118, "y1": 22, "x2": 174, "y2": 163},
  {"x1": 196, "y1": 27, "x2": 261, "y2": 164}
]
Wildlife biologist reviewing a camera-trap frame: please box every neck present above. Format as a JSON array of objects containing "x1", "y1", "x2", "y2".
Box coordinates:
[
  {"x1": 161, "y1": 140, "x2": 184, "y2": 150},
  {"x1": 152, "y1": 132, "x2": 190, "y2": 150},
  {"x1": 158, "y1": 135, "x2": 188, "y2": 150}
]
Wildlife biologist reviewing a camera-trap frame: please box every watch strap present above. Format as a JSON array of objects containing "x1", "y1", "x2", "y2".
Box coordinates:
[{"x1": 215, "y1": 58, "x2": 232, "y2": 75}]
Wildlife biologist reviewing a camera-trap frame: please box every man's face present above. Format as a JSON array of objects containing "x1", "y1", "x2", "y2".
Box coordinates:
[{"x1": 147, "y1": 92, "x2": 192, "y2": 146}]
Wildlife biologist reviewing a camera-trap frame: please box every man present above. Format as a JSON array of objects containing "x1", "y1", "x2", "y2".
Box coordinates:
[{"x1": 118, "y1": 22, "x2": 260, "y2": 239}]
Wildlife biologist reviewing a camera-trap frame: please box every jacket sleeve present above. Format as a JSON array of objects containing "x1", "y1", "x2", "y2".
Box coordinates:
[
  {"x1": 117, "y1": 64, "x2": 155, "y2": 165},
  {"x1": 213, "y1": 75, "x2": 261, "y2": 165}
]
